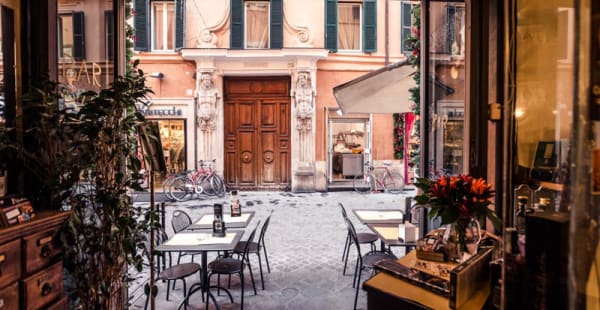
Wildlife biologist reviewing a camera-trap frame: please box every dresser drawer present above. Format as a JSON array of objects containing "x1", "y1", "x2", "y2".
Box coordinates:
[
  {"x1": 45, "y1": 295, "x2": 68, "y2": 310},
  {"x1": 0, "y1": 282, "x2": 18, "y2": 310},
  {"x1": 22, "y1": 262, "x2": 63, "y2": 310},
  {"x1": 0, "y1": 239, "x2": 21, "y2": 288},
  {"x1": 23, "y1": 229, "x2": 61, "y2": 274}
]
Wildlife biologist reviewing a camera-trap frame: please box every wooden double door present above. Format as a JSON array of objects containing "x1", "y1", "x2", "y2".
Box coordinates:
[{"x1": 223, "y1": 77, "x2": 291, "y2": 190}]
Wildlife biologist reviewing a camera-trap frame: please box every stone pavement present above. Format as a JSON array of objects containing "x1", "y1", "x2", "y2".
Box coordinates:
[{"x1": 129, "y1": 189, "x2": 415, "y2": 310}]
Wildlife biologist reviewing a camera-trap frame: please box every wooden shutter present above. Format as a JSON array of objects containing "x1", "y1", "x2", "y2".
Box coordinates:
[
  {"x1": 73, "y1": 12, "x2": 85, "y2": 61},
  {"x1": 134, "y1": 0, "x2": 148, "y2": 51},
  {"x1": 325, "y1": 0, "x2": 337, "y2": 52},
  {"x1": 175, "y1": 0, "x2": 185, "y2": 50},
  {"x1": 270, "y1": 0, "x2": 283, "y2": 49},
  {"x1": 401, "y1": 2, "x2": 411, "y2": 53},
  {"x1": 105, "y1": 11, "x2": 114, "y2": 60},
  {"x1": 230, "y1": 0, "x2": 244, "y2": 49},
  {"x1": 363, "y1": 0, "x2": 376, "y2": 52}
]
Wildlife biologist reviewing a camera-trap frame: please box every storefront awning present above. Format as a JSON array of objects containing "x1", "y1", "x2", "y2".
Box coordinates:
[{"x1": 333, "y1": 60, "x2": 416, "y2": 114}]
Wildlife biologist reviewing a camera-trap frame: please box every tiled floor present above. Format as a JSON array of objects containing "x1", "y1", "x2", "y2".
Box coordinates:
[{"x1": 129, "y1": 189, "x2": 415, "y2": 310}]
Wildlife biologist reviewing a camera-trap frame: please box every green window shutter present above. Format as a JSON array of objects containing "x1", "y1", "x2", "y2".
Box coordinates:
[
  {"x1": 325, "y1": 0, "x2": 337, "y2": 52},
  {"x1": 270, "y1": 0, "x2": 283, "y2": 49},
  {"x1": 230, "y1": 0, "x2": 243, "y2": 49},
  {"x1": 73, "y1": 12, "x2": 85, "y2": 61},
  {"x1": 134, "y1": 0, "x2": 148, "y2": 51},
  {"x1": 175, "y1": 0, "x2": 185, "y2": 50},
  {"x1": 363, "y1": 0, "x2": 376, "y2": 52},
  {"x1": 105, "y1": 11, "x2": 114, "y2": 60},
  {"x1": 401, "y1": 2, "x2": 411, "y2": 53}
]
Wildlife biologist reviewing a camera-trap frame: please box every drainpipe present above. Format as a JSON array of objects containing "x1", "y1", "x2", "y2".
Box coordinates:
[{"x1": 385, "y1": 0, "x2": 390, "y2": 65}]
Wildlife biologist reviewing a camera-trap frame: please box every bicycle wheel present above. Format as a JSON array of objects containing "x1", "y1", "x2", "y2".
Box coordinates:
[
  {"x1": 353, "y1": 174, "x2": 373, "y2": 193},
  {"x1": 162, "y1": 176, "x2": 176, "y2": 201},
  {"x1": 170, "y1": 176, "x2": 193, "y2": 201},
  {"x1": 385, "y1": 172, "x2": 405, "y2": 194},
  {"x1": 198, "y1": 174, "x2": 215, "y2": 196},
  {"x1": 210, "y1": 175, "x2": 226, "y2": 197}
]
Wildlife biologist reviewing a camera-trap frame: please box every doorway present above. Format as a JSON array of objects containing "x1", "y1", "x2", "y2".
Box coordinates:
[
  {"x1": 327, "y1": 110, "x2": 371, "y2": 184},
  {"x1": 223, "y1": 76, "x2": 291, "y2": 190}
]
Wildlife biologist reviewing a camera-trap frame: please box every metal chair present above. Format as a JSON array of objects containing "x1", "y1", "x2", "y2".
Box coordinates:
[
  {"x1": 143, "y1": 229, "x2": 201, "y2": 308},
  {"x1": 339, "y1": 203, "x2": 378, "y2": 275},
  {"x1": 208, "y1": 222, "x2": 260, "y2": 310},
  {"x1": 233, "y1": 210, "x2": 273, "y2": 289},
  {"x1": 171, "y1": 210, "x2": 200, "y2": 264},
  {"x1": 345, "y1": 217, "x2": 397, "y2": 310}
]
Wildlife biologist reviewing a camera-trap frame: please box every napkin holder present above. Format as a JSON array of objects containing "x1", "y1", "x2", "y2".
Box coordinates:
[
  {"x1": 398, "y1": 222, "x2": 417, "y2": 242},
  {"x1": 230, "y1": 190, "x2": 241, "y2": 217},
  {"x1": 212, "y1": 203, "x2": 226, "y2": 237}
]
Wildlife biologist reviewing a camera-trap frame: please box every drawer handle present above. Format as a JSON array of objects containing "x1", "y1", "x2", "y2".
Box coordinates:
[
  {"x1": 37, "y1": 236, "x2": 53, "y2": 246},
  {"x1": 41, "y1": 283, "x2": 52, "y2": 296},
  {"x1": 0, "y1": 253, "x2": 5, "y2": 264},
  {"x1": 40, "y1": 245, "x2": 51, "y2": 258}
]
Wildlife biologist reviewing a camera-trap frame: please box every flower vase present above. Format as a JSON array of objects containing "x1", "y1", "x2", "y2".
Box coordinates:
[{"x1": 443, "y1": 217, "x2": 482, "y2": 262}]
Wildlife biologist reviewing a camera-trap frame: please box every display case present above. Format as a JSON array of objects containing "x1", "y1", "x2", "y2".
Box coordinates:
[{"x1": 431, "y1": 102, "x2": 464, "y2": 176}]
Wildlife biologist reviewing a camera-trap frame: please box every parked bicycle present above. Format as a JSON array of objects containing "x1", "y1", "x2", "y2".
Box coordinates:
[
  {"x1": 353, "y1": 161, "x2": 405, "y2": 194},
  {"x1": 168, "y1": 160, "x2": 226, "y2": 201}
]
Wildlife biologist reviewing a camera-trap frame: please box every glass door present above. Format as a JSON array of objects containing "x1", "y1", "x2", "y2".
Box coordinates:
[
  {"x1": 426, "y1": 1, "x2": 467, "y2": 177},
  {"x1": 327, "y1": 112, "x2": 371, "y2": 183}
]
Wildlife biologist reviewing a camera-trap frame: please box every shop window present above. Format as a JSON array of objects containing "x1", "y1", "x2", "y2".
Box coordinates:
[
  {"x1": 151, "y1": 2, "x2": 175, "y2": 51},
  {"x1": 325, "y1": 0, "x2": 376, "y2": 53},
  {"x1": 58, "y1": 12, "x2": 85, "y2": 60},
  {"x1": 230, "y1": 0, "x2": 282, "y2": 49},
  {"x1": 158, "y1": 120, "x2": 186, "y2": 173}
]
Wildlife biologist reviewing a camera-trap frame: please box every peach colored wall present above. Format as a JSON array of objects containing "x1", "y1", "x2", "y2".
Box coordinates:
[
  {"x1": 315, "y1": 69, "x2": 395, "y2": 162},
  {"x1": 139, "y1": 60, "x2": 197, "y2": 98}
]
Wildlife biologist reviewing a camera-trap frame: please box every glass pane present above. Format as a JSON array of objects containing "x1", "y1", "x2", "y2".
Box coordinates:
[
  {"x1": 245, "y1": 2, "x2": 269, "y2": 48},
  {"x1": 427, "y1": 2, "x2": 466, "y2": 177},
  {"x1": 58, "y1": 0, "x2": 115, "y2": 97},
  {"x1": 166, "y1": 4, "x2": 175, "y2": 50},
  {"x1": 514, "y1": 0, "x2": 575, "y2": 187},
  {"x1": 338, "y1": 3, "x2": 361, "y2": 50},
  {"x1": 153, "y1": 3, "x2": 165, "y2": 50}
]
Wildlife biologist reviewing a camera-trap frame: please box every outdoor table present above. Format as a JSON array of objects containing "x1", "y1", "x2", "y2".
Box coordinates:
[
  {"x1": 366, "y1": 223, "x2": 417, "y2": 253},
  {"x1": 188, "y1": 211, "x2": 255, "y2": 230},
  {"x1": 352, "y1": 209, "x2": 405, "y2": 224},
  {"x1": 156, "y1": 230, "x2": 244, "y2": 309}
]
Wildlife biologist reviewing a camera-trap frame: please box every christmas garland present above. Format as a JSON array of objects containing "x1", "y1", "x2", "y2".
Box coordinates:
[{"x1": 393, "y1": 4, "x2": 421, "y2": 160}]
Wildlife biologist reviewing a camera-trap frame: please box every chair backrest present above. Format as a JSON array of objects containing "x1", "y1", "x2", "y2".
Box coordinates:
[
  {"x1": 344, "y1": 217, "x2": 362, "y2": 259},
  {"x1": 258, "y1": 211, "x2": 273, "y2": 246},
  {"x1": 339, "y1": 202, "x2": 348, "y2": 220},
  {"x1": 171, "y1": 210, "x2": 192, "y2": 233},
  {"x1": 143, "y1": 228, "x2": 170, "y2": 272},
  {"x1": 240, "y1": 221, "x2": 260, "y2": 266}
]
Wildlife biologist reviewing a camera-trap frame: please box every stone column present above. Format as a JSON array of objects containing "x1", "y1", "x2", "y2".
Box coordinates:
[{"x1": 291, "y1": 68, "x2": 316, "y2": 192}]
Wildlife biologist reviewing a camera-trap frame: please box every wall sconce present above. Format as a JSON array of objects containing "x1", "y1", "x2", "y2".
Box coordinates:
[
  {"x1": 336, "y1": 109, "x2": 343, "y2": 116},
  {"x1": 149, "y1": 72, "x2": 165, "y2": 79}
]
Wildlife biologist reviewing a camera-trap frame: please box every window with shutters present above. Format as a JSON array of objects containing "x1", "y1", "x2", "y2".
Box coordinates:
[
  {"x1": 58, "y1": 15, "x2": 74, "y2": 58},
  {"x1": 325, "y1": 0, "x2": 376, "y2": 53},
  {"x1": 400, "y1": 1, "x2": 417, "y2": 54},
  {"x1": 245, "y1": 1, "x2": 270, "y2": 49},
  {"x1": 230, "y1": 0, "x2": 282, "y2": 50},
  {"x1": 338, "y1": 3, "x2": 361, "y2": 51},
  {"x1": 151, "y1": 1, "x2": 175, "y2": 51},
  {"x1": 105, "y1": 11, "x2": 114, "y2": 60}
]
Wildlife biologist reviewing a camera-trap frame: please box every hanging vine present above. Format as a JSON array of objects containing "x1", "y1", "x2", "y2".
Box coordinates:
[{"x1": 393, "y1": 4, "x2": 421, "y2": 161}]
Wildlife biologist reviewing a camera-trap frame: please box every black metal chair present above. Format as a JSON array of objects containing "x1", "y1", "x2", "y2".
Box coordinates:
[
  {"x1": 171, "y1": 210, "x2": 200, "y2": 264},
  {"x1": 233, "y1": 210, "x2": 273, "y2": 289},
  {"x1": 143, "y1": 228, "x2": 201, "y2": 308},
  {"x1": 345, "y1": 217, "x2": 397, "y2": 310},
  {"x1": 208, "y1": 222, "x2": 260, "y2": 310},
  {"x1": 339, "y1": 203, "x2": 378, "y2": 275}
]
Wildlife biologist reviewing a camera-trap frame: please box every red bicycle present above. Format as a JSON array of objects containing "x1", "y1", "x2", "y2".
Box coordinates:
[{"x1": 353, "y1": 161, "x2": 405, "y2": 193}]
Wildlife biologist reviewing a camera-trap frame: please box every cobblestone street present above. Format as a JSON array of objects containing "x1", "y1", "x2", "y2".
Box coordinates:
[{"x1": 129, "y1": 190, "x2": 415, "y2": 310}]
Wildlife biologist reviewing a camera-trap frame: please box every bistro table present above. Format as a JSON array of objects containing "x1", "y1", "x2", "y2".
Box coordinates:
[
  {"x1": 188, "y1": 211, "x2": 255, "y2": 230},
  {"x1": 366, "y1": 223, "x2": 417, "y2": 253},
  {"x1": 156, "y1": 230, "x2": 244, "y2": 309}
]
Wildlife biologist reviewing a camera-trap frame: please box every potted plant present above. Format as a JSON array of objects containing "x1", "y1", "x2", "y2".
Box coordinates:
[
  {"x1": 414, "y1": 174, "x2": 500, "y2": 262},
  {"x1": 0, "y1": 68, "x2": 157, "y2": 308}
]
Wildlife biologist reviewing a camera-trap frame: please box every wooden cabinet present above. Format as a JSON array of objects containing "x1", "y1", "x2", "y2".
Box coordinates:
[{"x1": 0, "y1": 211, "x2": 70, "y2": 310}]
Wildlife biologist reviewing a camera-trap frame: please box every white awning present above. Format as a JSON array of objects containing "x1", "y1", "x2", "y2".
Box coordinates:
[{"x1": 333, "y1": 61, "x2": 416, "y2": 114}]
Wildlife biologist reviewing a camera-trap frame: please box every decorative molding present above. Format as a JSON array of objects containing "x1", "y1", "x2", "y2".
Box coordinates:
[
  {"x1": 283, "y1": 3, "x2": 313, "y2": 47},
  {"x1": 195, "y1": 71, "x2": 220, "y2": 132}
]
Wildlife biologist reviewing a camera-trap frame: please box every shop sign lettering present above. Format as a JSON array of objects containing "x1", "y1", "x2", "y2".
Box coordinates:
[{"x1": 145, "y1": 107, "x2": 183, "y2": 116}]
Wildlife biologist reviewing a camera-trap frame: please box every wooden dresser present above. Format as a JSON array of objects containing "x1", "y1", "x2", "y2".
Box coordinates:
[{"x1": 0, "y1": 211, "x2": 70, "y2": 310}]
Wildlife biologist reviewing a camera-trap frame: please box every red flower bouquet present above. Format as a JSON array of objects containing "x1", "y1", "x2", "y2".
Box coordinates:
[{"x1": 414, "y1": 174, "x2": 500, "y2": 229}]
